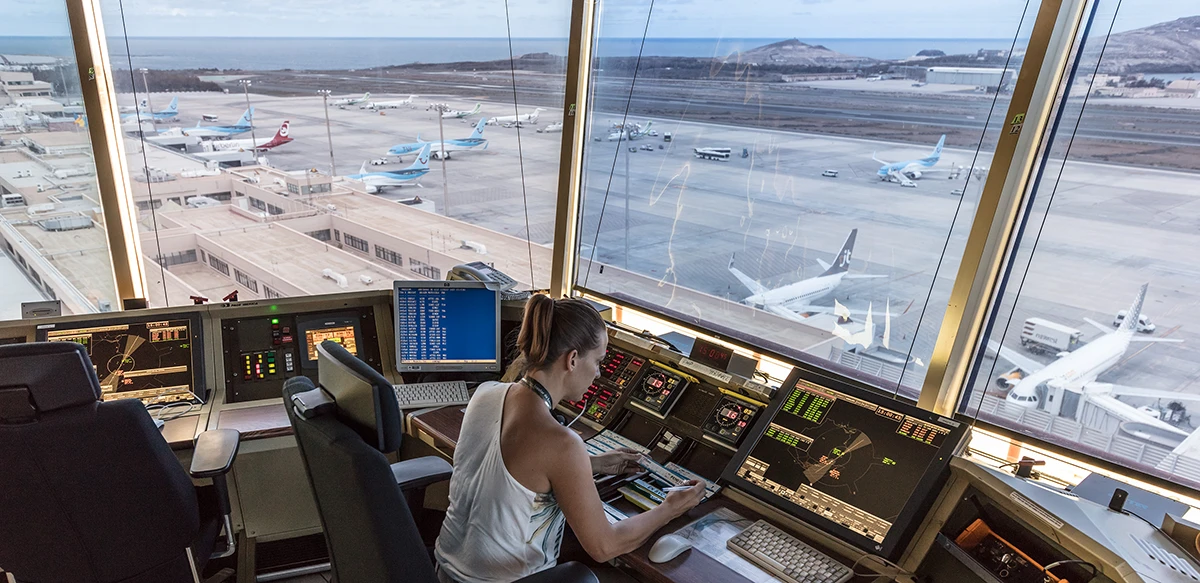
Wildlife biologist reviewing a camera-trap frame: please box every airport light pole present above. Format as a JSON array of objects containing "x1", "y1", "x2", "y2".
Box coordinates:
[
  {"x1": 238, "y1": 79, "x2": 257, "y2": 161},
  {"x1": 432, "y1": 104, "x2": 451, "y2": 217},
  {"x1": 624, "y1": 141, "x2": 630, "y2": 270},
  {"x1": 138, "y1": 68, "x2": 154, "y2": 124},
  {"x1": 317, "y1": 90, "x2": 336, "y2": 177}
]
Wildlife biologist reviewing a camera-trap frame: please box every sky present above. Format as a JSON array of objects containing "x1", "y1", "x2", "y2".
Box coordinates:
[{"x1": 0, "y1": 0, "x2": 1192, "y2": 39}]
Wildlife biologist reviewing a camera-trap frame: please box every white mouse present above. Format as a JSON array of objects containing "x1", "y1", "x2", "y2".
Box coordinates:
[{"x1": 648, "y1": 533, "x2": 693, "y2": 563}]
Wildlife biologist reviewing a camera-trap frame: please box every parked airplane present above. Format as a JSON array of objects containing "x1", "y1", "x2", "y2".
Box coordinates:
[
  {"x1": 119, "y1": 99, "x2": 147, "y2": 114},
  {"x1": 538, "y1": 121, "x2": 564, "y2": 134},
  {"x1": 348, "y1": 144, "x2": 432, "y2": 193},
  {"x1": 204, "y1": 121, "x2": 292, "y2": 152},
  {"x1": 386, "y1": 119, "x2": 489, "y2": 160},
  {"x1": 874, "y1": 135, "x2": 945, "y2": 187},
  {"x1": 121, "y1": 96, "x2": 179, "y2": 123},
  {"x1": 181, "y1": 108, "x2": 254, "y2": 138},
  {"x1": 991, "y1": 284, "x2": 1186, "y2": 413},
  {"x1": 487, "y1": 108, "x2": 546, "y2": 126},
  {"x1": 332, "y1": 92, "x2": 370, "y2": 108},
  {"x1": 440, "y1": 103, "x2": 482, "y2": 119},
  {"x1": 363, "y1": 95, "x2": 417, "y2": 110},
  {"x1": 728, "y1": 229, "x2": 885, "y2": 322},
  {"x1": 608, "y1": 121, "x2": 653, "y2": 141}
]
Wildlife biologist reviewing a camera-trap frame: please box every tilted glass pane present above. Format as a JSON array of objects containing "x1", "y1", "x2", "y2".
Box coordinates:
[
  {"x1": 0, "y1": 5, "x2": 117, "y2": 320},
  {"x1": 99, "y1": 1, "x2": 569, "y2": 306},
  {"x1": 963, "y1": 2, "x2": 1200, "y2": 489},
  {"x1": 577, "y1": 0, "x2": 1040, "y2": 400}
]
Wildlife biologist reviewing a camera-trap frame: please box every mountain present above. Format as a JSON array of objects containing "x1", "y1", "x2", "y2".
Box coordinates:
[
  {"x1": 738, "y1": 39, "x2": 875, "y2": 68},
  {"x1": 1097, "y1": 16, "x2": 1200, "y2": 73}
]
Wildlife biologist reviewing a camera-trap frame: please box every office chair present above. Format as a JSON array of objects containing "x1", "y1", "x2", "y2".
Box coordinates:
[
  {"x1": 284, "y1": 340, "x2": 596, "y2": 583},
  {"x1": 0, "y1": 342, "x2": 240, "y2": 583}
]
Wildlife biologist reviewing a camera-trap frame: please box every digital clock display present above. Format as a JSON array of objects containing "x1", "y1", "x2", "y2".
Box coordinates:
[{"x1": 690, "y1": 338, "x2": 733, "y2": 371}]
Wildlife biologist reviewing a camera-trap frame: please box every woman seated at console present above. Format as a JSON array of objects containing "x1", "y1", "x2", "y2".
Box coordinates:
[{"x1": 435, "y1": 295, "x2": 706, "y2": 583}]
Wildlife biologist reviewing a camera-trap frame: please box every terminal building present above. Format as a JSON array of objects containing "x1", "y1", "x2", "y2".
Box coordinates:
[{"x1": 3, "y1": 5, "x2": 1200, "y2": 583}]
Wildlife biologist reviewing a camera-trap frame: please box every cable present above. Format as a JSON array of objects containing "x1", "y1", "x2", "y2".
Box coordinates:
[
  {"x1": 501, "y1": 0, "x2": 537, "y2": 289},
  {"x1": 849, "y1": 554, "x2": 913, "y2": 579},
  {"x1": 1041, "y1": 559, "x2": 1099, "y2": 580},
  {"x1": 581, "y1": 0, "x2": 656, "y2": 289}
]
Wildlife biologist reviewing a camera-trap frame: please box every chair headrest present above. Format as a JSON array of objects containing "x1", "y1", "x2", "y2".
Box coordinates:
[
  {"x1": 0, "y1": 342, "x2": 102, "y2": 420},
  {"x1": 316, "y1": 340, "x2": 403, "y2": 453}
]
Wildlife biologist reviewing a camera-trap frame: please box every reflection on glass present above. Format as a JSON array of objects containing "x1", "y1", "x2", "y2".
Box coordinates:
[
  {"x1": 963, "y1": 4, "x2": 1200, "y2": 489},
  {"x1": 99, "y1": 1, "x2": 570, "y2": 306},
  {"x1": 578, "y1": 0, "x2": 1038, "y2": 399},
  {"x1": 0, "y1": 5, "x2": 115, "y2": 320}
]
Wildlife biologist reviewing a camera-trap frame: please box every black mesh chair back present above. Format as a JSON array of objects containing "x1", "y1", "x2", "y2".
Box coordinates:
[{"x1": 0, "y1": 342, "x2": 205, "y2": 583}]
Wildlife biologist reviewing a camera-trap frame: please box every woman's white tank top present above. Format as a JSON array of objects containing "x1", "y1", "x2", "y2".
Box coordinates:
[{"x1": 434, "y1": 382, "x2": 566, "y2": 583}]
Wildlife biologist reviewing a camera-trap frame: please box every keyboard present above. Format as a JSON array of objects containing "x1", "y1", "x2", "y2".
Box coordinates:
[
  {"x1": 393, "y1": 380, "x2": 471, "y2": 409},
  {"x1": 727, "y1": 520, "x2": 852, "y2": 583}
]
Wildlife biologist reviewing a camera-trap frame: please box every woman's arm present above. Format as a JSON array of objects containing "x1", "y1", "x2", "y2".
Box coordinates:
[{"x1": 548, "y1": 434, "x2": 705, "y2": 563}]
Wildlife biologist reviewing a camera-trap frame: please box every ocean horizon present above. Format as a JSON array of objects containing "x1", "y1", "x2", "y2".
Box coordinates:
[{"x1": 0, "y1": 36, "x2": 1020, "y2": 71}]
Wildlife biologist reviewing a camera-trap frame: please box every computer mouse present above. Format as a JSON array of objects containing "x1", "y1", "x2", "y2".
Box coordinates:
[{"x1": 648, "y1": 533, "x2": 693, "y2": 563}]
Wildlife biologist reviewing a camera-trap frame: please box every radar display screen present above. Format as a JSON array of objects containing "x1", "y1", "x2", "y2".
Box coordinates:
[
  {"x1": 723, "y1": 368, "x2": 966, "y2": 559},
  {"x1": 42, "y1": 318, "x2": 199, "y2": 404}
]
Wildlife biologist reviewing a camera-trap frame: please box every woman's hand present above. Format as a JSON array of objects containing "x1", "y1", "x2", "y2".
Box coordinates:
[
  {"x1": 661, "y1": 480, "x2": 705, "y2": 518},
  {"x1": 590, "y1": 447, "x2": 645, "y2": 475}
]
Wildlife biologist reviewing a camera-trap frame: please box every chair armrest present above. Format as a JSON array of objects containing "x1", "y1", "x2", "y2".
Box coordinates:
[
  {"x1": 391, "y1": 455, "x2": 452, "y2": 491},
  {"x1": 190, "y1": 428, "x2": 241, "y2": 479},
  {"x1": 515, "y1": 562, "x2": 597, "y2": 583}
]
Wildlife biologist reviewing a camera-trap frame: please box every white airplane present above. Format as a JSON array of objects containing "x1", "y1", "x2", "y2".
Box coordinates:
[
  {"x1": 332, "y1": 92, "x2": 370, "y2": 108},
  {"x1": 204, "y1": 121, "x2": 292, "y2": 152},
  {"x1": 386, "y1": 118, "x2": 489, "y2": 160},
  {"x1": 362, "y1": 95, "x2": 417, "y2": 110},
  {"x1": 538, "y1": 121, "x2": 563, "y2": 134},
  {"x1": 347, "y1": 144, "x2": 432, "y2": 193},
  {"x1": 991, "y1": 284, "x2": 1188, "y2": 416},
  {"x1": 873, "y1": 135, "x2": 945, "y2": 187},
  {"x1": 439, "y1": 103, "x2": 482, "y2": 119},
  {"x1": 728, "y1": 229, "x2": 886, "y2": 322},
  {"x1": 181, "y1": 108, "x2": 254, "y2": 138},
  {"x1": 486, "y1": 108, "x2": 546, "y2": 126},
  {"x1": 608, "y1": 121, "x2": 653, "y2": 141}
]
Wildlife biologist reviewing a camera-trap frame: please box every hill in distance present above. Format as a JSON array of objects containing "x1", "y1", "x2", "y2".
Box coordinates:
[
  {"x1": 738, "y1": 38, "x2": 876, "y2": 68},
  {"x1": 1098, "y1": 15, "x2": 1200, "y2": 73}
]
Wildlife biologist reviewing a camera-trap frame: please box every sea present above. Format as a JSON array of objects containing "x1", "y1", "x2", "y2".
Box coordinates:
[{"x1": 0, "y1": 36, "x2": 1022, "y2": 71}]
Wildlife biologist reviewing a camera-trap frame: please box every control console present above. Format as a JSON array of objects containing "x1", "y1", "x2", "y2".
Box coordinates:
[
  {"x1": 628, "y1": 361, "x2": 694, "y2": 417},
  {"x1": 222, "y1": 307, "x2": 381, "y2": 403},
  {"x1": 563, "y1": 346, "x2": 646, "y2": 425}
]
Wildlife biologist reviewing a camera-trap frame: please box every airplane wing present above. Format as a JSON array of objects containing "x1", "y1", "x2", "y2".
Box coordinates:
[
  {"x1": 815, "y1": 258, "x2": 831, "y2": 272},
  {"x1": 727, "y1": 257, "x2": 768, "y2": 296},
  {"x1": 763, "y1": 304, "x2": 809, "y2": 323},
  {"x1": 872, "y1": 152, "x2": 888, "y2": 165},
  {"x1": 780, "y1": 302, "x2": 875, "y2": 317},
  {"x1": 986, "y1": 340, "x2": 1046, "y2": 375},
  {"x1": 1083, "y1": 317, "x2": 1110, "y2": 334},
  {"x1": 1095, "y1": 383, "x2": 1200, "y2": 403},
  {"x1": 1130, "y1": 336, "x2": 1184, "y2": 343}
]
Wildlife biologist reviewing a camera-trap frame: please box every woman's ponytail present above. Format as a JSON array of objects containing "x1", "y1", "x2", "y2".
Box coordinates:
[{"x1": 517, "y1": 295, "x2": 604, "y2": 372}]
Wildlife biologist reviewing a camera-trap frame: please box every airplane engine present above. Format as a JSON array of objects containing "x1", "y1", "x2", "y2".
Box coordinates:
[
  {"x1": 365, "y1": 185, "x2": 379, "y2": 194},
  {"x1": 908, "y1": 170, "x2": 923, "y2": 180}
]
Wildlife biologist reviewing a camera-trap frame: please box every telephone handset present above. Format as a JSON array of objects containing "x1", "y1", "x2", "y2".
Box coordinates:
[{"x1": 448, "y1": 262, "x2": 530, "y2": 300}]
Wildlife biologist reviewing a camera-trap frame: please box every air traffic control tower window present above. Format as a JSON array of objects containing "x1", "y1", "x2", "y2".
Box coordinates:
[
  {"x1": 100, "y1": 0, "x2": 571, "y2": 306},
  {"x1": 576, "y1": 0, "x2": 1041, "y2": 400},
  {"x1": 961, "y1": 1, "x2": 1200, "y2": 493},
  {"x1": 0, "y1": 4, "x2": 118, "y2": 321}
]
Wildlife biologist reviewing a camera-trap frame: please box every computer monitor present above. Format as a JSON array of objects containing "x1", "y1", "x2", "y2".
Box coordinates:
[
  {"x1": 296, "y1": 311, "x2": 362, "y2": 372},
  {"x1": 36, "y1": 312, "x2": 205, "y2": 405},
  {"x1": 393, "y1": 280, "x2": 501, "y2": 373},
  {"x1": 723, "y1": 366, "x2": 969, "y2": 559}
]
